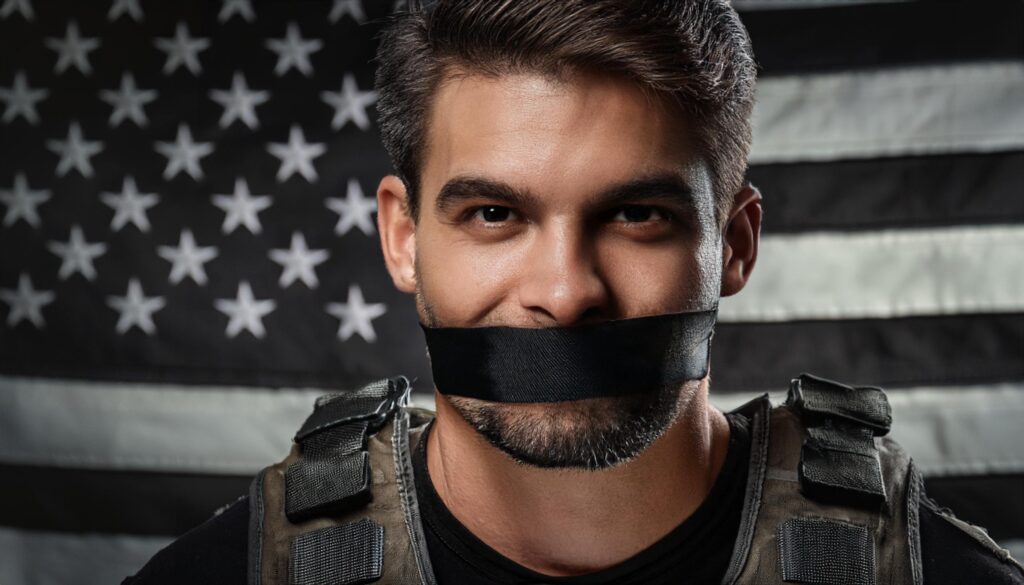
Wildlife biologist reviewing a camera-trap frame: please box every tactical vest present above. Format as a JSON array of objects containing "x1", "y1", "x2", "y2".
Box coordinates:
[{"x1": 248, "y1": 374, "x2": 1011, "y2": 585}]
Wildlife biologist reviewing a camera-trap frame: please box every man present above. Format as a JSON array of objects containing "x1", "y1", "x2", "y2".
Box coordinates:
[{"x1": 126, "y1": 1, "x2": 1024, "y2": 583}]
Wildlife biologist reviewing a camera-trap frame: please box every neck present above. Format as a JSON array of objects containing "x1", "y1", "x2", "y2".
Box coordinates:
[{"x1": 425, "y1": 379, "x2": 732, "y2": 577}]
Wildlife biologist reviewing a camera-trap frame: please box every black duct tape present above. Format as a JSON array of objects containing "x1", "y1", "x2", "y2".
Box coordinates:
[{"x1": 421, "y1": 308, "x2": 717, "y2": 402}]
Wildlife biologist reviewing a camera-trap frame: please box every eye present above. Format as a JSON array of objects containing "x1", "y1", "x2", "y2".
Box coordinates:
[
  {"x1": 612, "y1": 205, "x2": 670, "y2": 223},
  {"x1": 472, "y1": 206, "x2": 515, "y2": 223}
]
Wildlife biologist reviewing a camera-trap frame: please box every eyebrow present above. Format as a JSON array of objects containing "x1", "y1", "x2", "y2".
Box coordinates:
[{"x1": 434, "y1": 172, "x2": 697, "y2": 214}]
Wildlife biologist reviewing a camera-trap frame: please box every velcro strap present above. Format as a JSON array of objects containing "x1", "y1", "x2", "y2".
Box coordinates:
[
  {"x1": 800, "y1": 425, "x2": 886, "y2": 508},
  {"x1": 296, "y1": 378, "x2": 409, "y2": 442},
  {"x1": 285, "y1": 450, "x2": 371, "y2": 523},
  {"x1": 290, "y1": 519, "x2": 384, "y2": 585},
  {"x1": 778, "y1": 517, "x2": 875, "y2": 585},
  {"x1": 787, "y1": 373, "x2": 891, "y2": 436},
  {"x1": 301, "y1": 421, "x2": 369, "y2": 458}
]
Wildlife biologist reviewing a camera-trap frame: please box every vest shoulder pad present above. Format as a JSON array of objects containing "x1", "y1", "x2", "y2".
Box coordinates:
[{"x1": 248, "y1": 377, "x2": 437, "y2": 585}]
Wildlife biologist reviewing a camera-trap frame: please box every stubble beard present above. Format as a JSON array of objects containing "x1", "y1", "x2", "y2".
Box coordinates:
[{"x1": 418, "y1": 283, "x2": 692, "y2": 471}]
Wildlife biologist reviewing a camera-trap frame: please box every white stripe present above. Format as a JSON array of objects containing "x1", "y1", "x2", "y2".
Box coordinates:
[
  {"x1": 711, "y1": 383, "x2": 1024, "y2": 477},
  {"x1": 0, "y1": 527, "x2": 170, "y2": 585},
  {"x1": 749, "y1": 63, "x2": 1024, "y2": 163},
  {"x1": 0, "y1": 375, "x2": 321, "y2": 474},
  {"x1": 3, "y1": 375, "x2": 1019, "y2": 478},
  {"x1": 718, "y1": 225, "x2": 1024, "y2": 322}
]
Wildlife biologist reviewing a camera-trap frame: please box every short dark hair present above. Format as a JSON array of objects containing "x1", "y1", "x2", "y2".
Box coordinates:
[{"x1": 374, "y1": 0, "x2": 756, "y2": 223}]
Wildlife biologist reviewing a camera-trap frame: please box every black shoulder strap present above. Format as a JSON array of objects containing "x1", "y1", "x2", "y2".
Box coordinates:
[
  {"x1": 249, "y1": 377, "x2": 413, "y2": 585},
  {"x1": 785, "y1": 373, "x2": 893, "y2": 509},
  {"x1": 286, "y1": 378, "x2": 410, "y2": 524}
]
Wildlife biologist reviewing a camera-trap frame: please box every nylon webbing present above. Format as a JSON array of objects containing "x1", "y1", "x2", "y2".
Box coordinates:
[
  {"x1": 787, "y1": 374, "x2": 890, "y2": 508},
  {"x1": 286, "y1": 449, "x2": 371, "y2": 523},
  {"x1": 778, "y1": 517, "x2": 875, "y2": 585},
  {"x1": 284, "y1": 378, "x2": 410, "y2": 523},
  {"x1": 788, "y1": 373, "x2": 891, "y2": 435},
  {"x1": 290, "y1": 519, "x2": 385, "y2": 585}
]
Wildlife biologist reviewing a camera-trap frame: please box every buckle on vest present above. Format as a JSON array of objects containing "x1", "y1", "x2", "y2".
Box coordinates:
[
  {"x1": 786, "y1": 373, "x2": 891, "y2": 436},
  {"x1": 295, "y1": 377, "x2": 411, "y2": 442}
]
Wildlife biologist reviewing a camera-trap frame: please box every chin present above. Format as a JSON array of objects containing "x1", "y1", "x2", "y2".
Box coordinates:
[{"x1": 447, "y1": 383, "x2": 689, "y2": 470}]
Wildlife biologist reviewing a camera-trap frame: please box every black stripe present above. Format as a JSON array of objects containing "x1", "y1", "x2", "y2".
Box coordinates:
[
  {"x1": 710, "y1": 313, "x2": 1024, "y2": 393},
  {"x1": 0, "y1": 464, "x2": 250, "y2": 537},
  {"x1": 2, "y1": 464, "x2": 1019, "y2": 543},
  {"x1": 924, "y1": 474, "x2": 1024, "y2": 542},
  {"x1": 748, "y1": 151, "x2": 1024, "y2": 234},
  {"x1": 740, "y1": 0, "x2": 1024, "y2": 76}
]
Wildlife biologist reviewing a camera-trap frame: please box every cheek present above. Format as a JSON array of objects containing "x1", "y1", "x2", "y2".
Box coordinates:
[
  {"x1": 415, "y1": 229, "x2": 528, "y2": 324},
  {"x1": 597, "y1": 237, "x2": 716, "y2": 313}
]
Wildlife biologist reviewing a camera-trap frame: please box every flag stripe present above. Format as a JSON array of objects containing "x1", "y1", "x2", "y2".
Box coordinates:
[
  {"x1": 748, "y1": 151, "x2": 1024, "y2": 234},
  {"x1": 3, "y1": 375, "x2": 1021, "y2": 476},
  {"x1": 0, "y1": 376, "x2": 318, "y2": 473},
  {"x1": 748, "y1": 62, "x2": 1024, "y2": 164},
  {"x1": 0, "y1": 468, "x2": 1020, "y2": 542},
  {"x1": 712, "y1": 314, "x2": 1024, "y2": 392},
  {"x1": 739, "y1": 0, "x2": 1023, "y2": 75},
  {"x1": 720, "y1": 225, "x2": 1024, "y2": 322},
  {"x1": 0, "y1": 527, "x2": 170, "y2": 585},
  {"x1": 0, "y1": 464, "x2": 248, "y2": 537}
]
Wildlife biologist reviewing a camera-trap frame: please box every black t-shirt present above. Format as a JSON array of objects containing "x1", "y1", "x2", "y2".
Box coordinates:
[
  {"x1": 124, "y1": 410, "x2": 1024, "y2": 585},
  {"x1": 412, "y1": 413, "x2": 751, "y2": 585}
]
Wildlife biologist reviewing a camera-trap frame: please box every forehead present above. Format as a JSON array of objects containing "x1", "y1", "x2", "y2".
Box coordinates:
[{"x1": 419, "y1": 70, "x2": 709, "y2": 206}]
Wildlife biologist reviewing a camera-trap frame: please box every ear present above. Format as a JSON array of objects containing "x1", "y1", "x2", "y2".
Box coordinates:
[
  {"x1": 720, "y1": 184, "x2": 762, "y2": 297},
  {"x1": 377, "y1": 175, "x2": 417, "y2": 294}
]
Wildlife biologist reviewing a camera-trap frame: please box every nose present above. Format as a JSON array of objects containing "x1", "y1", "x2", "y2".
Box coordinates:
[{"x1": 516, "y1": 222, "x2": 610, "y2": 326}]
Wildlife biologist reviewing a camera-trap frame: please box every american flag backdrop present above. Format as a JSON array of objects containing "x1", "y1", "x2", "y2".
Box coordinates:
[{"x1": 0, "y1": 0, "x2": 1021, "y2": 583}]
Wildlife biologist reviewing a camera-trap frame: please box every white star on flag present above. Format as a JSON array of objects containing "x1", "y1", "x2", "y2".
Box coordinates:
[
  {"x1": 219, "y1": 0, "x2": 255, "y2": 23},
  {"x1": 321, "y1": 73, "x2": 378, "y2": 131},
  {"x1": 0, "y1": 172, "x2": 50, "y2": 228},
  {"x1": 154, "y1": 22, "x2": 210, "y2": 76},
  {"x1": 209, "y1": 72, "x2": 269, "y2": 130},
  {"x1": 326, "y1": 285, "x2": 387, "y2": 342},
  {"x1": 0, "y1": 71, "x2": 48, "y2": 125},
  {"x1": 0, "y1": 274, "x2": 54, "y2": 329},
  {"x1": 107, "y1": 0, "x2": 143, "y2": 22},
  {"x1": 100, "y1": 176, "x2": 160, "y2": 232},
  {"x1": 46, "y1": 121, "x2": 103, "y2": 178},
  {"x1": 47, "y1": 225, "x2": 107, "y2": 281},
  {"x1": 99, "y1": 72, "x2": 157, "y2": 127},
  {"x1": 326, "y1": 178, "x2": 377, "y2": 236},
  {"x1": 45, "y1": 21, "x2": 100, "y2": 75},
  {"x1": 330, "y1": 0, "x2": 366, "y2": 24},
  {"x1": 265, "y1": 22, "x2": 322, "y2": 77},
  {"x1": 155, "y1": 124, "x2": 214, "y2": 180},
  {"x1": 269, "y1": 232, "x2": 330, "y2": 288},
  {"x1": 157, "y1": 229, "x2": 219, "y2": 285},
  {"x1": 212, "y1": 177, "x2": 272, "y2": 234},
  {"x1": 267, "y1": 125, "x2": 325, "y2": 182},
  {"x1": 107, "y1": 279, "x2": 166, "y2": 335},
  {"x1": 0, "y1": 0, "x2": 34, "y2": 20},
  {"x1": 215, "y1": 281, "x2": 276, "y2": 339}
]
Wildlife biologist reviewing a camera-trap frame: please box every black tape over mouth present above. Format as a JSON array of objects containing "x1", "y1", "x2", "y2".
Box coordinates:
[{"x1": 420, "y1": 308, "x2": 717, "y2": 403}]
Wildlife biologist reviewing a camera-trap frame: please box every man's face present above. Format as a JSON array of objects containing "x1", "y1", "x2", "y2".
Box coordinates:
[{"x1": 382, "y1": 71, "x2": 728, "y2": 469}]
